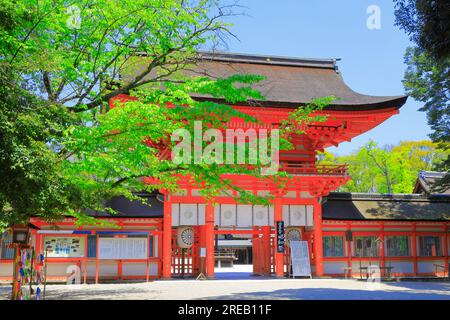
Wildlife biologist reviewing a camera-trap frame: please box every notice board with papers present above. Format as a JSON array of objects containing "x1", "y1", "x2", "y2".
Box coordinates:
[
  {"x1": 98, "y1": 237, "x2": 148, "y2": 259},
  {"x1": 289, "y1": 240, "x2": 312, "y2": 278}
]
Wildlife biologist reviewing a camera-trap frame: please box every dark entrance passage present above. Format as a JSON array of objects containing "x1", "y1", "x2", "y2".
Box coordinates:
[{"x1": 213, "y1": 228, "x2": 272, "y2": 280}]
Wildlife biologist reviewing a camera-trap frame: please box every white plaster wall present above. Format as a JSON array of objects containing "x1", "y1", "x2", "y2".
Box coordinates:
[
  {"x1": 352, "y1": 261, "x2": 380, "y2": 269},
  {"x1": 418, "y1": 260, "x2": 444, "y2": 274},
  {"x1": 0, "y1": 263, "x2": 13, "y2": 277},
  {"x1": 122, "y1": 262, "x2": 158, "y2": 276},
  {"x1": 47, "y1": 263, "x2": 75, "y2": 277},
  {"x1": 236, "y1": 205, "x2": 253, "y2": 227},
  {"x1": 324, "y1": 262, "x2": 347, "y2": 275},
  {"x1": 388, "y1": 261, "x2": 414, "y2": 274}
]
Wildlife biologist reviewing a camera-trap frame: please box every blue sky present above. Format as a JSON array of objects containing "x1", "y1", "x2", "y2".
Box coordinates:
[{"x1": 223, "y1": 0, "x2": 431, "y2": 155}]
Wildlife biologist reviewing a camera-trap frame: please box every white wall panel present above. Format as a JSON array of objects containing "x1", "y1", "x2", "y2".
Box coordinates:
[
  {"x1": 172, "y1": 203, "x2": 180, "y2": 227},
  {"x1": 220, "y1": 204, "x2": 237, "y2": 226},
  {"x1": 253, "y1": 205, "x2": 269, "y2": 226},
  {"x1": 306, "y1": 205, "x2": 314, "y2": 227},
  {"x1": 237, "y1": 205, "x2": 253, "y2": 227},
  {"x1": 290, "y1": 205, "x2": 307, "y2": 226},
  {"x1": 198, "y1": 204, "x2": 205, "y2": 225},
  {"x1": 179, "y1": 204, "x2": 198, "y2": 225},
  {"x1": 418, "y1": 260, "x2": 444, "y2": 274},
  {"x1": 389, "y1": 261, "x2": 414, "y2": 274},
  {"x1": 324, "y1": 262, "x2": 347, "y2": 274}
]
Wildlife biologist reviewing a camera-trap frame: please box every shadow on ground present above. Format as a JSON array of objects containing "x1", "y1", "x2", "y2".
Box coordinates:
[
  {"x1": 201, "y1": 286, "x2": 450, "y2": 300},
  {"x1": 383, "y1": 280, "x2": 450, "y2": 293},
  {"x1": 0, "y1": 285, "x2": 161, "y2": 300}
]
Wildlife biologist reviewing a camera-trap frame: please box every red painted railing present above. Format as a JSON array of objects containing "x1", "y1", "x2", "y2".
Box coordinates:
[{"x1": 280, "y1": 163, "x2": 348, "y2": 175}]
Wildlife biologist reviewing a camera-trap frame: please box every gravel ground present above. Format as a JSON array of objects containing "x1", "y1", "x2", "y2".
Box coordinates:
[
  {"x1": 1, "y1": 266, "x2": 449, "y2": 300},
  {"x1": 1, "y1": 279, "x2": 450, "y2": 300}
]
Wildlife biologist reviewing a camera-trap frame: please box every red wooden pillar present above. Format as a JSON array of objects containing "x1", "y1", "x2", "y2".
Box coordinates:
[
  {"x1": 118, "y1": 260, "x2": 123, "y2": 280},
  {"x1": 95, "y1": 232, "x2": 99, "y2": 284},
  {"x1": 412, "y1": 223, "x2": 418, "y2": 276},
  {"x1": 162, "y1": 194, "x2": 172, "y2": 279},
  {"x1": 83, "y1": 235, "x2": 87, "y2": 284},
  {"x1": 443, "y1": 223, "x2": 448, "y2": 277},
  {"x1": 196, "y1": 225, "x2": 206, "y2": 275},
  {"x1": 34, "y1": 231, "x2": 41, "y2": 255},
  {"x1": 205, "y1": 202, "x2": 215, "y2": 278},
  {"x1": 252, "y1": 227, "x2": 260, "y2": 274},
  {"x1": 157, "y1": 223, "x2": 163, "y2": 276},
  {"x1": 274, "y1": 197, "x2": 284, "y2": 278},
  {"x1": 346, "y1": 223, "x2": 352, "y2": 270},
  {"x1": 380, "y1": 222, "x2": 385, "y2": 274},
  {"x1": 262, "y1": 226, "x2": 272, "y2": 275},
  {"x1": 313, "y1": 199, "x2": 324, "y2": 277},
  {"x1": 146, "y1": 233, "x2": 150, "y2": 282}
]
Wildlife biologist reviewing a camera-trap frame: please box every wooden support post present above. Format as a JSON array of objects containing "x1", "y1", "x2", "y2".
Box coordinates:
[
  {"x1": 146, "y1": 234, "x2": 150, "y2": 282},
  {"x1": 196, "y1": 225, "x2": 206, "y2": 275},
  {"x1": 412, "y1": 223, "x2": 418, "y2": 276},
  {"x1": 443, "y1": 223, "x2": 448, "y2": 277},
  {"x1": 83, "y1": 235, "x2": 87, "y2": 284},
  {"x1": 252, "y1": 227, "x2": 260, "y2": 275},
  {"x1": 157, "y1": 225, "x2": 163, "y2": 277},
  {"x1": 205, "y1": 202, "x2": 215, "y2": 278},
  {"x1": 11, "y1": 244, "x2": 20, "y2": 300},
  {"x1": 95, "y1": 233, "x2": 99, "y2": 284},
  {"x1": 162, "y1": 194, "x2": 172, "y2": 279},
  {"x1": 274, "y1": 197, "x2": 284, "y2": 278},
  {"x1": 313, "y1": 199, "x2": 324, "y2": 277},
  {"x1": 118, "y1": 260, "x2": 122, "y2": 280},
  {"x1": 380, "y1": 222, "x2": 385, "y2": 275},
  {"x1": 346, "y1": 223, "x2": 352, "y2": 273},
  {"x1": 262, "y1": 226, "x2": 271, "y2": 275}
]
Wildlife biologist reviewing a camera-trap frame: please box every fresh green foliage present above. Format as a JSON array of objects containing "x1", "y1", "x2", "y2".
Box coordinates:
[
  {"x1": 0, "y1": 0, "x2": 332, "y2": 227},
  {"x1": 394, "y1": 0, "x2": 450, "y2": 61},
  {"x1": 394, "y1": 0, "x2": 450, "y2": 192},
  {"x1": 319, "y1": 140, "x2": 449, "y2": 193}
]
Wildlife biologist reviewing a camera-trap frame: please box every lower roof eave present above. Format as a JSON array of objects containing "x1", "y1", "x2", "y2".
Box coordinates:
[{"x1": 323, "y1": 218, "x2": 450, "y2": 223}]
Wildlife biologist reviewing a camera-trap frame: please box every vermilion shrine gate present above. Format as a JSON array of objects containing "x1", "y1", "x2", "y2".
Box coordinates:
[
  {"x1": 146, "y1": 53, "x2": 407, "y2": 279},
  {"x1": 1, "y1": 52, "x2": 416, "y2": 281}
]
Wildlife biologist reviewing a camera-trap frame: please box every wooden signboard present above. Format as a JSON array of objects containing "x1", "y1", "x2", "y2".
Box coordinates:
[
  {"x1": 290, "y1": 240, "x2": 311, "y2": 278},
  {"x1": 44, "y1": 237, "x2": 84, "y2": 258},
  {"x1": 98, "y1": 238, "x2": 147, "y2": 259},
  {"x1": 276, "y1": 221, "x2": 285, "y2": 253}
]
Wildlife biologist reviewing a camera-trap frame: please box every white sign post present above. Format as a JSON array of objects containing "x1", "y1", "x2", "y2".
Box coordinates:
[
  {"x1": 289, "y1": 240, "x2": 312, "y2": 278},
  {"x1": 196, "y1": 247, "x2": 207, "y2": 280}
]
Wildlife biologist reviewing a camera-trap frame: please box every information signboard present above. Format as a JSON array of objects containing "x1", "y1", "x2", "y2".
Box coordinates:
[
  {"x1": 276, "y1": 221, "x2": 285, "y2": 253},
  {"x1": 98, "y1": 238, "x2": 147, "y2": 259},
  {"x1": 290, "y1": 240, "x2": 312, "y2": 278}
]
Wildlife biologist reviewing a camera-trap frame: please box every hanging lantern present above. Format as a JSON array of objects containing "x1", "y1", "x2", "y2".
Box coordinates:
[
  {"x1": 10, "y1": 223, "x2": 39, "y2": 246},
  {"x1": 12, "y1": 226, "x2": 30, "y2": 246},
  {"x1": 177, "y1": 226, "x2": 195, "y2": 248}
]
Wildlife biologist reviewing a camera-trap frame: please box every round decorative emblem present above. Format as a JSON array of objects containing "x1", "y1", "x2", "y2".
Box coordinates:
[
  {"x1": 223, "y1": 210, "x2": 233, "y2": 219},
  {"x1": 286, "y1": 228, "x2": 301, "y2": 246},
  {"x1": 293, "y1": 211, "x2": 302, "y2": 221},
  {"x1": 183, "y1": 210, "x2": 193, "y2": 219},
  {"x1": 255, "y1": 211, "x2": 265, "y2": 220},
  {"x1": 177, "y1": 226, "x2": 194, "y2": 248}
]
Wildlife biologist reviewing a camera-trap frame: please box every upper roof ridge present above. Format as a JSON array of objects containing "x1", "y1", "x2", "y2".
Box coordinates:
[{"x1": 197, "y1": 51, "x2": 339, "y2": 69}]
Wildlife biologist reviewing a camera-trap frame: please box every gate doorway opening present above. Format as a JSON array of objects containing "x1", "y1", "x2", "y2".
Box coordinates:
[{"x1": 214, "y1": 228, "x2": 273, "y2": 280}]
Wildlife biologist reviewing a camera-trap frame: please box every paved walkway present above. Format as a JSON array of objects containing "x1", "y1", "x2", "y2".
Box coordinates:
[{"x1": 1, "y1": 277, "x2": 450, "y2": 300}]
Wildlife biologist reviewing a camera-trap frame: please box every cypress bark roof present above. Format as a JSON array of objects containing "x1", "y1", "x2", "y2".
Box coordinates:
[
  {"x1": 126, "y1": 51, "x2": 408, "y2": 111},
  {"x1": 413, "y1": 171, "x2": 450, "y2": 195},
  {"x1": 187, "y1": 52, "x2": 408, "y2": 110},
  {"x1": 323, "y1": 192, "x2": 450, "y2": 221},
  {"x1": 88, "y1": 192, "x2": 164, "y2": 218}
]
